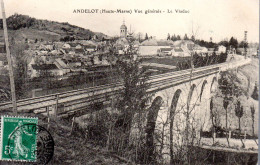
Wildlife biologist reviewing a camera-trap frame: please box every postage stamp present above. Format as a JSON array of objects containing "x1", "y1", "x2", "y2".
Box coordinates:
[{"x1": 0, "y1": 116, "x2": 38, "y2": 162}]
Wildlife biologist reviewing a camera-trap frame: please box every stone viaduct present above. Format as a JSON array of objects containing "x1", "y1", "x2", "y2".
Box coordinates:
[{"x1": 0, "y1": 56, "x2": 251, "y2": 162}]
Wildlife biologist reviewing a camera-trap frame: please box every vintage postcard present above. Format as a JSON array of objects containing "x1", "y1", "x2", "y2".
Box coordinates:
[{"x1": 0, "y1": 0, "x2": 258, "y2": 164}]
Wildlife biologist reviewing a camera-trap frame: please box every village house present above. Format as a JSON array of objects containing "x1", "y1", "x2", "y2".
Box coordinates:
[
  {"x1": 61, "y1": 42, "x2": 86, "y2": 55},
  {"x1": 45, "y1": 44, "x2": 55, "y2": 51},
  {"x1": 30, "y1": 63, "x2": 63, "y2": 78},
  {"x1": 53, "y1": 42, "x2": 64, "y2": 49},
  {"x1": 92, "y1": 35, "x2": 99, "y2": 41},
  {"x1": 67, "y1": 60, "x2": 82, "y2": 69},
  {"x1": 193, "y1": 45, "x2": 208, "y2": 54},
  {"x1": 208, "y1": 48, "x2": 215, "y2": 55},
  {"x1": 62, "y1": 43, "x2": 73, "y2": 49},
  {"x1": 50, "y1": 49, "x2": 63, "y2": 56},
  {"x1": 93, "y1": 56, "x2": 103, "y2": 65},
  {"x1": 139, "y1": 39, "x2": 174, "y2": 56},
  {"x1": 54, "y1": 58, "x2": 71, "y2": 74},
  {"x1": 77, "y1": 40, "x2": 98, "y2": 46},
  {"x1": 68, "y1": 50, "x2": 76, "y2": 56},
  {"x1": 173, "y1": 40, "x2": 194, "y2": 49},
  {"x1": 38, "y1": 44, "x2": 54, "y2": 51},
  {"x1": 75, "y1": 44, "x2": 83, "y2": 49},
  {"x1": 236, "y1": 48, "x2": 255, "y2": 57},
  {"x1": 59, "y1": 49, "x2": 67, "y2": 55},
  {"x1": 75, "y1": 48, "x2": 85, "y2": 54},
  {"x1": 84, "y1": 45, "x2": 96, "y2": 53},
  {"x1": 157, "y1": 48, "x2": 173, "y2": 56},
  {"x1": 217, "y1": 45, "x2": 226, "y2": 53},
  {"x1": 115, "y1": 37, "x2": 129, "y2": 54},
  {"x1": 41, "y1": 55, "x2": 56, "y2": 64},
  {"x1": 171, "y1": 47, "x2": 190, "y2": 57},
  {"x1": 27, "y1": 57, "x2": 37, "y2": 77}
]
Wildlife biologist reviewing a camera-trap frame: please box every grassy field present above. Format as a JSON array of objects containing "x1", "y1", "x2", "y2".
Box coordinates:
[{"x1": 0, "y1": 29, "x2": 61, "y2": 42}]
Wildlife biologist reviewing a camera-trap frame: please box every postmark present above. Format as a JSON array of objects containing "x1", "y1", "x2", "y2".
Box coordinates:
[
  {"x1": 35, "y1": 124, "x2": 54, "y2": 164},
  {"x1": 0, "y1": 116, "x2": 38, "y2": 162}
]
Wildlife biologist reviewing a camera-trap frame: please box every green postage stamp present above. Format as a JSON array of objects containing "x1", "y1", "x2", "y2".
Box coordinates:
[{"x1": 0, "y1": 116, "x2": 38, "y2": 162}]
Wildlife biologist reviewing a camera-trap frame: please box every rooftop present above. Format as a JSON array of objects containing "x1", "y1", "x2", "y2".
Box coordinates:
[
  {"x1": 31, "y1": 64, "x2": 58, "y2": 70},
  {"x1": 159, "y1": 48, "x2": 173, "y2": 51},
  {"x1": 173, "y1": 48, "x2": 184, "y2": 52},
  {"x1": 120, "y1": 24, "x2": 127, "y2": 29},
  {"x1": 141, "y1": 39, "x2": 174, "y2": 46}
]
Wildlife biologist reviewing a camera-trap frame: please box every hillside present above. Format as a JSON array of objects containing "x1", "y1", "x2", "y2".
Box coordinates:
[{"x1": 0, "y1": 14, "x2": 109, "y2": 42}]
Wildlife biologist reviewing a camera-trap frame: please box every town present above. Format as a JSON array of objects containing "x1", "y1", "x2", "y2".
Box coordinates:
[{"x1": 0, "y1": 16, "x2": 258, "y2": 100}]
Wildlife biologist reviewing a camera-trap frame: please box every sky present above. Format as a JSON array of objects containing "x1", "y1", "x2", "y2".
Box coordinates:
[{"x1": 3, "y1": 0, "x2": 259, "y2": 43}]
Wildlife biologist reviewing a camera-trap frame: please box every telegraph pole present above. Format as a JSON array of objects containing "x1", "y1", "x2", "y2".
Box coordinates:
[{"x1": 1, "y1": 0, "x2": 17, "y2": 115}]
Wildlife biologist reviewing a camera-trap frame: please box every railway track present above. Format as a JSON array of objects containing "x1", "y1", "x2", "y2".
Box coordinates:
[{"x1": 0, "y1": 60, "x2": 247, "y2": 116}]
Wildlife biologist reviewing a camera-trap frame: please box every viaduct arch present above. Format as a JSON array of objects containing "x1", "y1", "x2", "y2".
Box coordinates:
[{"x1": 142, "y1": 73, "x2": 219, "y2": 162}]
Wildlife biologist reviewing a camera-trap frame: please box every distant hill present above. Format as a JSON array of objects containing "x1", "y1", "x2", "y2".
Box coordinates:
[{"x1": 0, "y1": 14, "x2": 109, "y2": 42}]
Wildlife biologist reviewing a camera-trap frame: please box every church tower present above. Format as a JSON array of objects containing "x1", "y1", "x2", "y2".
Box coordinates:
[{"x1": 120, "y1": 20, "x2": 127, "y2": 38}]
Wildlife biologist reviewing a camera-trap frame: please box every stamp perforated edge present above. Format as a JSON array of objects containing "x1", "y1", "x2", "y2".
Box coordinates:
[
  {"x1": 0, "y1": 115, "x2": 38, "y2": 162},
  {"x1": 0, "y1": 116, "x2": 3, "y2": 160}
]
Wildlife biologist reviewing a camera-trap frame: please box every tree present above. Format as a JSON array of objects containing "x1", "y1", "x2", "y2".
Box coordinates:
[
  {"x1": 38, "y1": 69, "x2": 53, "y2": 91},
  {"x1": 218, "y1": 52, "x2": 228, "y2": 63},
  {"x1": 145, "y1": 33, "x2": 149, "y2": 40},
  {"x1": 229, "y1": 37, "x2": 238, "y2": 49},
  {"x1": 67, "y1": 74, "x2": 82, "y2": 89},
  {"x1": 218, "y1": 72, "x2": 243, "y2": 98},
  {"x1": 106, "y1": 38, "x2": 152, "y2": 163},
  {"x1": 250, "y1": 106, "x2": 255, "y2": 137},
  {"x1": 238, "y1": 41, "x2": 248, "y2": 48},
  {"x1": 136, "y1": 32, "x2": 143, "y2": 42},
  {"x1": 191, "y1": 35, "x2": 195, "y2": 41},
  {"x1": 176, "y1": 35, "x2": 181, "y2": 40},
  {"x1": 210, "y1": 99, "x2": 215, "y2": 144},
  {"x1": 176, "y1": 60, "x2": 191, "y2": 70},
  {"x1": 218, "y1": 40, "x2": 229, "y2": 47},
  {"x1": 208, "y1": 41, "x2": 215, "y2": 48},
  {"x1": 171, "y1": 34, "x2": 177, "y2": 41},
  {"x1": 193, "y1": 52, "x2": 202, "y2": 67},
  {"x1": 115, "y1": 41, "x2": 150, "y2": 133},
  {"x1": 183, "y1": 33, "x2": 189, "y2": 40},
  {"x1": 167, "y1": 33, "x2": 171, "y2": 40},
  {"x1": 251, "y1": 82, "x2": 258, "y2": 100},
  {"x1": 223, "y1": 97, "x2": 230, "y2": 147},
  {"x1": 235, "y1": 100, "x2": 245, "y2": 148},
  {"x1": 218, "y1": 72, "x2": 243, "y2": 147},
  {"x1": 11, "y1": 42, "x2": 29, "y2": 99}
]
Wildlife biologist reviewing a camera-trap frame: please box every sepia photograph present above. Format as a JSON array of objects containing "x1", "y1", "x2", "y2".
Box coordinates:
[{"x1": 0, "y1": 0, "x2": 258, "y2": 164}]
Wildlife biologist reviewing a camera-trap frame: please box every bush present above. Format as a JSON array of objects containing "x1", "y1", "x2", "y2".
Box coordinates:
[
  {"x1": 86, "y1": 124, "x2": 108, "y2": 146},
  {"x1": 251, "y1": 83, "x2": 258, "y2": 100}
]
